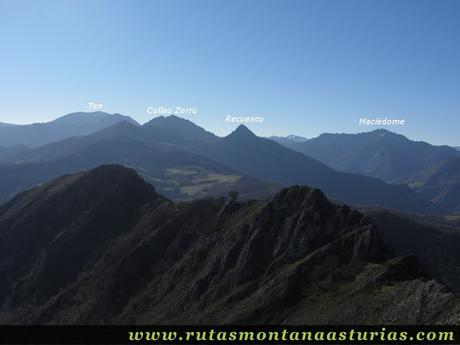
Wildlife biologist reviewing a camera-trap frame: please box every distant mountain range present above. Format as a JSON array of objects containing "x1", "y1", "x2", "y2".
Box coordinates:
[
  {"x1": 269, "y1": 134, "x2": 308, "y2": 148},
  {"x1": 1, "y1": 165, "x2": 459, "y2": 324},
  {"x1": 0, "y1": 113, "x2": 438, "y2": 214},
  {"x1": 0, "y1": 112, "x2": 138, "y2": 147},
  {"x1": 193, "y1": 125, "x2": 436, "y2": 214},
  {"x1": 284, "y1": 129, "x2": 459, "y2": 181},
  {"x1": 1, "y1": 113, "x2": 459, "y2": 326},
  {"x1": 272, "y1": 129, "x2": 460, "y2": 212}
]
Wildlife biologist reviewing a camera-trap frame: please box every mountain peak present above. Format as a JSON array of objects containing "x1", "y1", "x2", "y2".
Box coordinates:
[
  {"x1": 0, "y1": 112, "x2": 140, "y2": 147},
  {"x1": 286, "y1": 134, "x2": 308, "y2": 142},
  {"x1": 53, "y1": 112, "x2": 138, "y2": 126},
  {"x1": 142, "y1": 115, "x2": 217, "y2": 144},
  {"x1": 1, "y1": 165, "x2": 160, "y2": 236},
  {"x1": 272, "y1": 185, "x2": 330, "y2": 209},
  {"x1": 144, "y1": 114, "x2": 190, "y2": 126},
  {"x1": 369, "y1": 128, "x2": 408, "y2": 138},
  {"x1": 143, "y1": 115, "x2": 206, "y2": 132},
  {"x1": 3, "y1": 165, "x2": 454, "y2": 324},
  {"x1": 53, "y1": 111, "x2": 109, "y2": 123},
  {"x1": 228, "y1": 124, "x2": 257, "y2": 138}
]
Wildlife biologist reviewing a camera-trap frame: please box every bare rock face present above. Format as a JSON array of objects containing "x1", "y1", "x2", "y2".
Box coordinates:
[
  {"x1": 0, "y1": 165, "x2": 459, "y2": 325},
  {"x1": 364, "y1": 208, "x2": 460, "y2": 293}
]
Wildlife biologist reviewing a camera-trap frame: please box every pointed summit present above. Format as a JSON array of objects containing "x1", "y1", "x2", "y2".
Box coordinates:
[{"x1": 228, "y1": 124, "x2": 257, "y2": 139}]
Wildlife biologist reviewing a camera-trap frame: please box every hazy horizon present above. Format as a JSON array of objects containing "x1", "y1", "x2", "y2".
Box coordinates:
[
  {"x1": 1, "y1": 110, "x2": 458, "y2": 148},
  {"x1": 1, "y1": 0, "x2": 459, "y2": 145}
]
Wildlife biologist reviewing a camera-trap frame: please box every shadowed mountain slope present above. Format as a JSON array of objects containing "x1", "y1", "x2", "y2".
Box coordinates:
[
  {"x1": 0, "y1": 112, "x2": 139, "y2": 147},
  {"x1": 3, "y1": 117, "x2": 216, "y2": 164},
  {"x1": 1, "y1": 166, "x2": 459, "y2": 324},
  {"x1": 194, "y1": 125, "x2": 438, "y2": 214},
  {"x1": 290, "y1": 129, "x2": 459, "y2": 182},
  {"x1": 270, "y1": 135, "x2": 308, "y2": 149},
  {"x1": 4, "y1": 121, "x2": 150, "y2": 163},
  {"x1": 396, "y1": 156, "x2": 460, "y2": 213},
  {"x1": 362, "y1": 208, "x2": 460, "y2": 292},
  {"x1": 0, "y1": 145, "x2": 31, "y2": 162},
  {"x1": 143, "y1": 115, "x2": 219, "y2": 147},
  {"x1": 0, "y1": 117, "x2": 444, "y2": 214},
  {"x1": 0, "y1": 135, "x2": 278, "y2": 203}
]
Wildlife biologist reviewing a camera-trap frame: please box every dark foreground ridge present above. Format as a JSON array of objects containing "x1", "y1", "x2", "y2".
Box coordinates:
[{"x1": 0, "y1": 165, "x2": 459, "y2": 324}]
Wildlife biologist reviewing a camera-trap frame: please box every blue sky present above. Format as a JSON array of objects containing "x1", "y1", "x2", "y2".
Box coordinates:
[{"x1": 0, "y1": 0, "x2": 459, "y2": 145}]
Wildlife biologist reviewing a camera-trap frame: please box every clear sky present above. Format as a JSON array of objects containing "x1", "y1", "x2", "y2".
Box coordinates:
[{"x1": 0, "y1": 0, "x2": 459, "y2": 145}]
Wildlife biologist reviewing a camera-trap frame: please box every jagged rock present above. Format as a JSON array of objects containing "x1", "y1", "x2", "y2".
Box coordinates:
[{"x1": 0, "y1": 165, "x2": 458, "y2": 325}]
